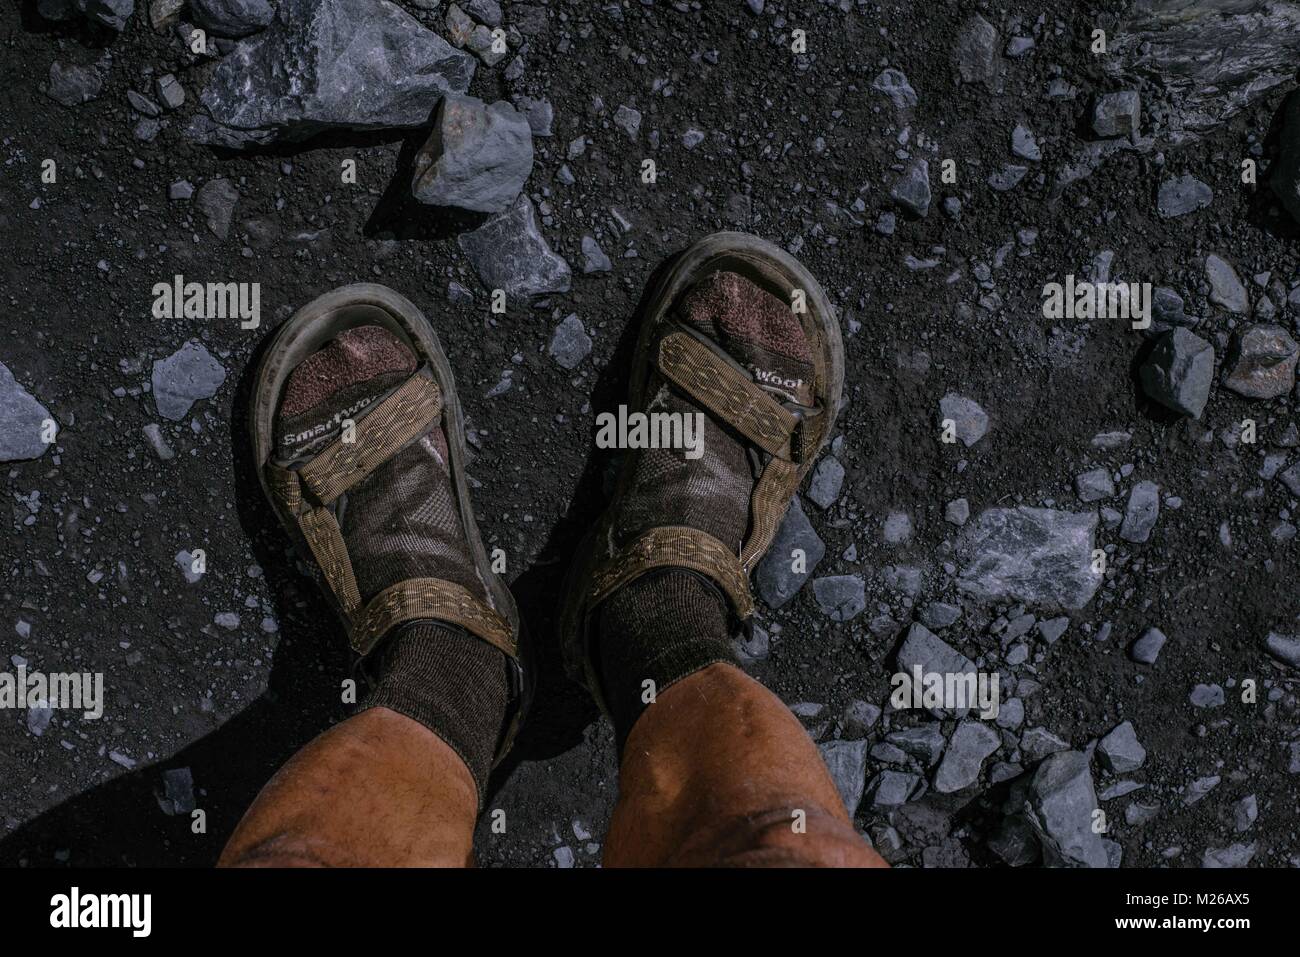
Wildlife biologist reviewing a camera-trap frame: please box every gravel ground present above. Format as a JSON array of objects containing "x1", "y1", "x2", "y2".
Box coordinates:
[{"x1": 2, "y1": 0, "x2": 1298, "y2": 868}]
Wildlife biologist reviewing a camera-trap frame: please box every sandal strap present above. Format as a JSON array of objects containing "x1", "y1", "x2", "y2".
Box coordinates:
[
  {"x1": 739, "y1": 457, "x2": 802, "y2": 573},
  {"x1": 588, "y1": 525, "x2": 754, "y2": 620},
  {"x1": 298, "y1": 371, "x2": 442, "y2": 506},
  {"x1": 266, "y1": 463, "x2": 364, "y2": 617},
  {"x1": 351, "y1": 578, "x2": 516, "y2": 658},
  {"x1": 656, "y1": 331, "x2": 807, "y2": 461}
]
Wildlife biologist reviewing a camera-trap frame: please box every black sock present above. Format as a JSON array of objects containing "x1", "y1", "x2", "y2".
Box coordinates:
[
  {"x1": 359, "y1": 622, "x2": 513, "y2": 805},
  {"x1": 596, "y1": 570, "x2": 738, "y2": 748}
]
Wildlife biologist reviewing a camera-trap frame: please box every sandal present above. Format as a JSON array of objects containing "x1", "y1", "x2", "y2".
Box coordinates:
[
  {"x1": 250, "y1": 283, "x2": 531, "y2": 762},
  {"x1": 559, "y1": 232, "x2": 844, "y2": 710}
]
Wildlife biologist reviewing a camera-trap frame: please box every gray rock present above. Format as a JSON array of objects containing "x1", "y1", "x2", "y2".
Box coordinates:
[
  {"x1": 1205, "y1": 253, "x2": 1250, "y2": 314},
  {"x1": 195, "y1": 179, "x2": 240, "y2": 240},
  {"x1": 989, "y1": 817, "x2": 1040, "y2": 866},
  {"x1": 187, "y1": 0, "x2": 476, "y2": 148},
  {"x1": 141, "y1": 423, "x2": 175, "y2": 461},
  {"x1": 957, "y1": 507, "x2": 1102, "y2": 611},
  {"x1": 818, "y1": 739, "x2": 868, "y2": 815},
  {"x1": 896, "y1": 623, "x2": 977, "y2": 719},
  {"x1": 996, "y1": 697, "x2": 1024, "y2": 729},
  {"x1": 1120, "y1": 480, "x2": 1160, "y2": 544},
  {"x1": 155, "y1": 74, "x2": 185, "y2": 111},
  {"x1": 1184, "y1": 775, "x2": 1221, "y2": 805},
  {"x1": 58, "y1": 0, "x2": 133, "y2": 30},
  {"x1": 1125, "y1": 801, "x2": 1161, "y2": 826},
  {"x1": 512, "y1": 95, "x2": 553, "y2": 137},
  {"x1": 812, "y1": 575, "x2": 866, "y2": 622},
  {"x1": 1202, "y1": 842, "x2": 1256, "y2": 868},
  {"x1": 464, "y1": 0, "x2": 500, "y2": 26},
  {"x1": 168, "y1": 180, "x2": 194, "y2": 201},
  {"x1": 1221, "y1": 324, "x2": 1299, "y2": 399},
  {"x1": 1092, "y1": 91, "x2": 1140, "y2": 137},
  {"x1": 1140, "y1": 328, "x2": 1214, "y2": 418},
  {"x1": 841, "y1": 700, "x2": 882, "y2": 737},
  {"x1": 175, "y1": 550, "x2": 203, "y2": 584},
  {"x1": 445, "y1": 1, "x2": 474, "y2": 43},
  {"x1": 1150, "y1": 286, "x2": 1192, "y2": 330},
  {"x1": 1074, "y1": 467, "x2": 1114, "y2": 503},
  {"x1": 879, "y1": 564, "x2": 922, "y2": 598},
  {"x1": 920, "y1": 602, "x2": 960, "y2": 630},
  {"x1": 807, "y1": 456, "x2": 844, "y2": 509},
  {"x1": 46, "y1": 61, "x2": 103, "y2": 107},
  {"x1": 1232, "y1": 794, "x2": 1257, "y2": 833},
  {"x1": 886, "y1": 725, "x2": 946, "y2": 767},
  {"x1": 613, "y1": 104, "x2": 642, "y2": 140},
  {"x1": 1097, "y1": 721, "x2": 1146, "y2": 773},
  {"x1": 411, "y1": 95, "x2": 533, "y2": 214},
  {"x1": 945, "y1": 498, "x2": 970, "y2": 526},
  {"x1": 1011, "y1": 122, "x2": 1041, "y2": 162},
  {"x1": 1037, "y1": 616, "x2": 1069, "y2": 644},
  {"x1": 870, "y1": 769, "x2": 922, "y2": 807},
  {"x1": 1157, "y1": 174, "x2": 1213, "y2": 217},
  {"x1": 152, "y1": 340, "x2": 227, "y2": 421},
  {"x1": 933, "y1": 721, "x2": 1001, "y2": 793},
  {"x1": 547, "y1": 315, "x2": 591, "y2": 370},
  {"x1": 1264, "y1": 631, "x2": 1300, "y2": 669},
  {"x1": 27, "y1": 704, "x2": 54, "y2": 737},
  {"x1": 157, "y1": 767, "x2": 196, "y2": 815},
  {"x1": 1021, "y1": 727, "x2": 1070, "y2": 763},
  {"x1": 1130, "y1": 627, "x2": 1168, "y2": 664},
  {"x1": 681, "y1": 128, "x2": 705, "y2": 150},
  {"x1": 871, "y1": 68, "x2": 917, "y2": 110},
  {"x1": 1005, "y1": 35, "x2": 1035, "y2": 57},
  {"x1": 1282, "y1": 462, "x2": 1300, "y2": 497},
  {"x1": 466, "y1": 24, "x2": 505, "y2": 66},
  {"x1": 581, "y1": 235, "x2": 611, "y2": 274},
  {"x1": 1022, "y1": 751, "x2": 1110, "y2": 868},
  {"x1": 1274, "y1": 90, "x2": 1300, "y2": 223},
  {"x1": 938, "y1": 393, "x2": 988, "y2": 446},
  {"x1": 458, "y1": 195, "x2": 571, "y2": 299},
  {"x1": 953, "y1": 14, "x2": 998, "y2": 85},
  {"x1": 0, "y1": 362, "x2": 54, "y2": 462},
  {"x1": 755, "y1": 498, "x2": 824, "y2": 608},
  {"x1": 890, "y1": 159, "x2": 931, "y2": 217},
  {"x1": 190, "y1": 0, "x2": 272, "y2": 37},
  {"x1": 988, "y1": 164, "x2": 1028, "y2": 191},
  {"x1": 1189, "y1": 683, "x2": 1225, "y2": 708}
]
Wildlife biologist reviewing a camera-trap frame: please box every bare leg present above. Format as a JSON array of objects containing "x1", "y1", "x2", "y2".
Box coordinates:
[
  {"x1": 219, "y1": 707, "x2": 477, "y2": 868},
  {"x1": 604, "y1": 663, "x2": 887, "y2": 868}
]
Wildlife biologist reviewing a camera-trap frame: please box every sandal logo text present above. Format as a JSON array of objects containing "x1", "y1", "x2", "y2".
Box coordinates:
[
  {"x1": 595, "y1": 404, "x2": 705, "y2": 460},
  {"x1": 151, "y1": 274, "x2": 261, "y2": 329},
  {"x1": 50, "y1": 887, "x2": 151, "y2": 937},
  {"x1": 890, "y1": 665, "x2": 1000, "y2": 719}
]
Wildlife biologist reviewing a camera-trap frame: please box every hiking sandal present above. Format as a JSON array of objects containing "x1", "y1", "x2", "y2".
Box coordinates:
[
  {"x1": 250, "y1": 283, "x2": 531, "y2": 761},
  {"x1": 559, "y1": 232, "x2": 844, "y2": 710}
]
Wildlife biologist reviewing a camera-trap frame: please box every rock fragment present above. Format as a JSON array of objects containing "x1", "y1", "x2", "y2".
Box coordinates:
[
  {"x1": 871, "y1": 68, "x2": 917, "y2": 110},
  {"x1": 807, "y1": 456, "x2": 844, "y2": 509},
  {"x1": 957, "y1": 507, "x2": 1102, "y2": 611},
  {"x1": 411, "y1": 95, "x2": 533, "y2": 214},
  {"x1": 1157, "y1": 174, "x2": 1212, "y2": 217},
  {"x1": 458, "y1": 195, "x2": 571, "y2": 299},
  {"x1": 1139, "y1": 328, "x2": 1214, "y2": 418},
  {"x1": 1011, "y1": 122, "x2": 1041, "y2": 162},
  {"x1": 933, "y1": 721, "x2": 1000, "y2": 793},
  {"x1": 1074, "y1": 468, "x2": 1114, "y2": 503},
  {"x1": 889, "y1": 159, "x2": 931, "y2": 218},
  {"x1": 1130, "y1": 627, "x2": 1167, "y2": 664},
  {"x1": 1092, "y1": 91, "x2": 1140, "y2": 137},
  {"x1": 819, "y1": 740, "x2": 868, "y2": 815},
  {"x1": 1221, "y1": 325, "x2": 1299, "y2": 399},
  {"x1": 1097, "y1": 721, "x2": 1146, "y2": 773},
  {"x1": 755, "y1": 498, "x2": 824, "y2": 608},
  {"x1": 953, "y1": 14, "x2": 999, "y2": 85},
  {"x1": 547, "y1": 315, "x2": 591, "y2": 370},
  {"x1": 1120, "y1": 481, "x2": 1159, "y2": 544},
  {"x1": 896, "y1": 623, "x2": 977, "y2": 719},
  {"x1": 195, "y1": 179, "x2": 240, "y2": 240},
  {"x1": 1205, "y1": 254, "x2": 1249, "y2": 314},
  {"x1": 46, "y1": 62, "x2": 103, "y2": 107},
  {"x1": 0, "y1": 362, "x2": 55, "y2": 462},
  {"x1": 812, "y1": 575, "x2": 866, "y2": 622},
  {"x1": 581, "y1": 236, "x2": 611, "y2": 274},
  {"x1": 152, "y1": 341, "x2": 227, "y2": 421},
  {"x1": 1022, "y1": 751, "x2": 1109, "y2": 868},
  {"x1": 1264, "y1": 631, "x2": 1300, "y2": 669}
]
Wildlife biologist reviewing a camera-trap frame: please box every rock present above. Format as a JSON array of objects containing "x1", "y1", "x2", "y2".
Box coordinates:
[
  {"x1": 1022, "y1": 751, "x2": 1109, "y2": 868},
  {"x1": 1092, "y1": 91, "x2": 1140, "y2": 137},
  {"x1": 1037, "y1": 617, "x2": 1069, "y2": 644},
  {"x1": 889, "y1": 159, "x2": 931, "y2": 217},
  {"x1": 1221, "y1": 325, "x2": 1299, "y2": 399},
  {"x1": 46, "y1": 62, "x2": 103, "y2": 107},
  {"x1": 175, "y1": 550, "x2": 203, "y2": 584},
  {"x1": 1120, "y1": 481, "x2": 1160, "y2": 544},
  {"x1": 1139, "y1": 328, "x2": 1214, "y2": 418},
  {"x1": 466, "y1": 24, "x2": 505, "y2": 65},
  {"x1": 1150, "y1": 286, "x2": 1193, "y2": 332},
  {"x1": 945, "y1": 498, "x2": 970, "y2": 526},
  {"x1": 155, "y1": 74, "x2": 185, "y2": 111},
  {"x1": 547, "y1": 315, "x2": 591, "y2": 370},
  {"x1": 755, "y1": 498, "x2": 824, "y2": 608},
  {"x1": 989, "y1": 817, "x2": 1040, "y2": 866},
  {"x1": 581, "y1": 236, "x2": 611, "y2": 274},
  {"x1": 152, "y1": 341, "x2": 227, "y2": 421},
  {"x1": 1189, "y1": 683, "x2": 1225, "y2": 708},
  {"x1": 1157, "y1": 174, "x2": 1213, "y2": 217},
  {"x1": 681, "y1": 128, "x2": 705, "y2": 150},
  {"x1": 1011, "y1": 122, "x2": 1041, "y2": 162},
  {"x1": 988, "y1": 164, "x2": 1028, "y2": 191},
  {"x1": 27, "y1": 704, "x2": 54, "y2": 737},
  {"x1": 807, "y1": 456, "x2": 844, "y2": 509},
  {"x1": 1106, "y1": 4, "x2": 1300, "y2": 146},
  {"x1": 195, "y1": 179, "x2": 240, "y2": 240},
  {"x1": 1074, "y1": 467, "x2": 1114, "y2": 503},
  {"x1": 613, "y1": 104, "x2": 642, "y2": 139},
  {"x1": 65, "y1": 0, "x2": 132, "y2": 30},
  {"x1": 812, "y1": 575, "x2": 865, "y2": 622},
  {"x1": 920, "y1": 602, "x2": 960, "y2": 630},
  {"x1": 1125, "y1": 801, "x2": 1161, "y2": 826},
  {"x1": 841, "y1": 700, "x2": 881, "y2": 738},
  {"x1": 157, "y1": 767, "x2": 196, "y2": 815},
  {"x1": 871, "y1": 68, "x2": 917, "y2": 110},
  {"x1": 1097, "y1": 721, "x2": 1146, "y2": 773},
  {"x1": 887, "y1": 725, "x2": 946, "y2": 766},
  {"x1": 933, "y1": 721, "x2": 1001, "y2": 793},
  {"x1": 1264, "y1": 631, "x2": 1300, "y2": 669},
  {"x1": 1130, "y1": 627, "x2": 1168, "y2": 664},
  {"x1": 938, "y1": 393, "x2": 988, "y2": 446},
  {"x1": 953, "y1": 14, "x2": 998, "y2": 85},
  {"x1": 1021, "y1": 727, "x2": 1070, "y2": 763},
  {"x1": 819, "y1": 740, "x2": 868, "y2": 815},
  {"x1": 1282, "y1": 462, "x2": 1300, "y2": 497},
  {"x1": 869, "y1": 770, "x2": 922, "y2": 807},
  {"x1": 882, "y1": 510, "x2": 913, "y2": 543},
  {"x1": 464, "y1": 0, "x2": 500, "y2": 26},
  {"x1": 0, "y1": 362, "x2": 55, "y2": 462},
  {"x1": 188, "y1": 0, "x2": 476, "y2": 148},
  {"x1": 996, "y1": 698, "x2": 1024, "y2": 729},
  {"x1": 141, "y1": 423, "x2": 175, "y2": 461},
  {"x1": 149, "y1": 0, "x2": 182, "y2": 29},
  {"x1": 896, "y1": 623, "x2": 977, "y2": 719},
  {"x1": 213, "y1": 612, "x2": 241, "y2": 630},
  {"x1": 190, "y1": 0, "x2": 272, "y2": 37},
  {"x1": 1233, "y1": 794, "x2": 1258, "y2": 833},
  {"x1": 1205, "y1": 254, "x2": 1250, "y2": 314},
  {"x1": 1005, "y1": 35, "x2": 1034, "y2": 57},
  {"x1": 957, "y1": 507, "x2": 1102, "y2": 611},
  {"x1": 411, "y1": 95, "x2": 533, "y2": 214},
  {"x1": 879, "y1": 565, "x2": 922, "y2": 597},
  {"x1": 458, "y1": 195, "x2": 571, "y2": 299},
  {"x1": 1202, "y1": 843, "x2": 1256, "y2": 868},
  {"x1": 445, "y1": 2, "x2": 474, "y2": 43}
]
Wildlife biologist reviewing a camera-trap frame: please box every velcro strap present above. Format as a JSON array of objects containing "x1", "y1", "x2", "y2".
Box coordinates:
[
  {"x1": 299, "y1": 503, "x2": 363, "y2": 616},
  {"x1": 298, "y1": 373, "x2": 442, "y2": 506},
  {"x1": 657, "y1": 331, "x2": 799, "y2": 460},
  {"x1": 351, "y1": 578, "x2": 516, "y2": 659},
  {"x1": 589, "y1": 525, "x2": 754, "y2": 620},
  {"x1": 739, "y1": 457, "x2": 801, "y2": 573}
]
